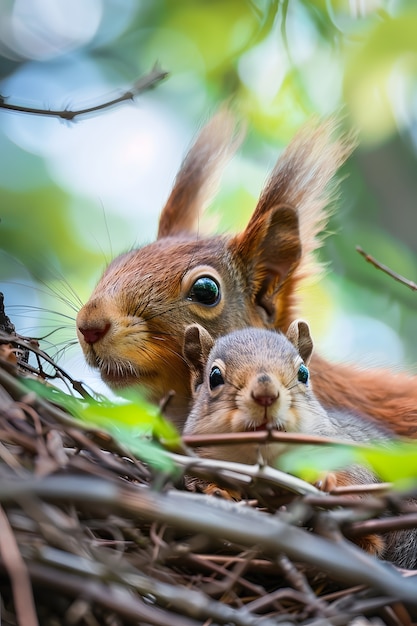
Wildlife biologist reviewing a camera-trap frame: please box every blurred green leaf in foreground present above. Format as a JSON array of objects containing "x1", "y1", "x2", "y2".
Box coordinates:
[{"x1": 25, "y1": 379, "x2": 181, "y2": 475}]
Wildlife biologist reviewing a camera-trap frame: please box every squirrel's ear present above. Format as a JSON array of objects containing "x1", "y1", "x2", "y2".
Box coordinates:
[
  {"x1": 158, "y1": 111, "x2": 241, "y2": 239},
  {"x1": 230, "y1": 205, "x2": 301, "y2": 324},
  {"x1": 183, "y1": 324, "x2": 214, "y2": 388},
  {"x1": 286, "y1": 319, "x2": 313, "y2": 364}
]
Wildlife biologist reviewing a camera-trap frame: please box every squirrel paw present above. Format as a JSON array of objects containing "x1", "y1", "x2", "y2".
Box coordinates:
[{"x1": 315, "y1": 472, "x2": 338, "y2": 492}]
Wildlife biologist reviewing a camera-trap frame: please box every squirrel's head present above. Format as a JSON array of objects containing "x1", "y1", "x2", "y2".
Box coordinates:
[
  {"x1": 182, "y1": 321, "x2": 318, "y2": 463},
  {"x1": 76, "y1": 112, "x2": 351, "y2": 427}
]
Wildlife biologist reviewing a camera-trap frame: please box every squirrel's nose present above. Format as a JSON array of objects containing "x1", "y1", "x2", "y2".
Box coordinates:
[
  {"x1": 251, "y1": 391, "x2": 279, "y2": 407},
  {"x1": 78, "y1": 322, "x2": 111, "y2": 345},
  {"x1": 251, "y1": 373, "x2": 279, "y2": 406}
]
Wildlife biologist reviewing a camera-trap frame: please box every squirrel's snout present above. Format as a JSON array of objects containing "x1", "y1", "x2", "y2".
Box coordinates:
[
  {"x1": 251, "y1": 392, "x2": 279, "y2": 407},
  {"x1": 77, "y1": 298, "x2": 113, "y2": 346},
  {"x1": 78, "y1": 321, "x2": 111, "y2": 345},
  {"x1": 251, "y1": 374, "x2": 280, "y2": 407}
]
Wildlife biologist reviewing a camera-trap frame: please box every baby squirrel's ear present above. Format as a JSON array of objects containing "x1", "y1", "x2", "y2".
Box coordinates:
[
  {"x1": 183, "y1": 324, "x2": 215, "y2": 388},
  {"x1": 229, "y1": 205, "x2": 301, "y2": 324},
  {"x1": 286, "y1": 319, "x2": 313, "y2": 364}
]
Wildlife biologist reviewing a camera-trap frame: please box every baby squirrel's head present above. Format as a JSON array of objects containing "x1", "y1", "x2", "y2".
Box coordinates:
[{"x1": 183, "y1": 320, "x2": 323, "y2": 463}]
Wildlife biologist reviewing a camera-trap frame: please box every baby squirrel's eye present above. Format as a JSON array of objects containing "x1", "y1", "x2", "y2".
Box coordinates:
[
  {"x1": 297, "y1": 363, "x2": 309, "y2": 384},
  {"x1": 209, "y1": 366, "x2": 224, "y2": 390},
  {"x1": 188, "y1": 276, "x2": 220, "y2": 306}
]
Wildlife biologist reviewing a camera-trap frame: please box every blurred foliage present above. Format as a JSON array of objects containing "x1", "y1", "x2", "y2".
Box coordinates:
[
  {"x1": 0, "y1": 0, "x2": 416, "y2": 377},
  {"x1": 280, "y1": 437, "x2": 417, "y2": 489},
  {"x1": 26, "y1": 378, "x2": 181, "y2": 474}
]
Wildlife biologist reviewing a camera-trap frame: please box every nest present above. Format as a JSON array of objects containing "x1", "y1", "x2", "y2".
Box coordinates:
[{"x1": 1, "y1": 294, "x2": 417, "y2": 626}]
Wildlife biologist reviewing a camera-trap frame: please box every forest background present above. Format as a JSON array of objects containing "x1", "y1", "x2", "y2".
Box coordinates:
[{"x1": 1, "y1": 0, "x2": 417, "y2": 395}]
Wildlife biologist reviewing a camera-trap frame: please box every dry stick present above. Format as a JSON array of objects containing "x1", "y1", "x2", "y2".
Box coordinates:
[
  {"x1": 0, "y1": 505, "x2": 39, "y2": 626},
  {"x1": 356, "y1": 246, "x2": 417, "y2": 291},
  {"x1": 0, "y1": 364, "x2": 130, "y2": 456},
  {"x1": 276, "y1": 553, "x2": 333, "y2": 618},
  {"x1": 348, "y1": 513, "x2": 417, "y2": 538},
  {"x1": 12, "y1": 560, "x2": 202, "y2": 626},
  {"x1": 183, "y1": 430, "x2": 371, "y2": 449},
  {"x1": 33, "y1": 545, "x2": 279, "y2": 626},
  {"x1": 1, "y1": 475, "x2": 417, "y2": 606},
  {"x1": 0, "y1": 66, "x2": 168, "y2": 121},
  {"x1": 184, "y1": 552, "x2": 267, "y2": 599},
  {"x1": 0, "y1": 330, "x2": 94, "y2": 398},
  {"x1": 168, "y1": 450, "x2": 324, "y2": 496}
]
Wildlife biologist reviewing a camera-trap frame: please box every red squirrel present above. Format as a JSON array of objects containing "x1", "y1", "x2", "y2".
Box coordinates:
[
  {"x1": 182, "y1": 321, "x2": 416, "y2": 567},
  {"x1": 76, "y1": 112, "x2": 417, "y2": 434}
]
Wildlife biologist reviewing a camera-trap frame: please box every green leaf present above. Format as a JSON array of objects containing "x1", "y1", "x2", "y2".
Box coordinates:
[
  {"x1": 357, "y1": 442, "x2": 417, "y2": 485},
  {"x1": 278, "y1": 443, "x2": 358, "y2": 482},
  {"x1": 280, "y1": 438, "x2": 417, "y2": 489},
  {"x1": 24, "y1": 379, "x2": 180, "y2": 474}
]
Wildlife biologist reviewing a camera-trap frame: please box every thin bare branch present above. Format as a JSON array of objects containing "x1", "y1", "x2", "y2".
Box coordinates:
[
  {"x1": 0, "y1": 505, "x2": 39, "y2": 626},
  {"x1": 0, "y1": 65, "x2": 168, "y2": 121},
  {"x1": 356, "y1": 245, "x2": 417, "y2": 291},
  {"x1": 183, "y1": 429, "x2": 370, "y2": 449},
  {"x1": 168, "y1": 450, "x2": 323, "y2": 496}
]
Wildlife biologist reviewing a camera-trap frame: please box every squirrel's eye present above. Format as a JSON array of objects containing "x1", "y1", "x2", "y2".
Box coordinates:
[
  {"x1": 188, "y1": 277, "x2": 220, "y2": 306},
  {"x1": 209, "y1": 366, "x2": 224, "y2": 390},
  {"x1": 297, "y1": 363, "x2": 309, "y2": 384}
]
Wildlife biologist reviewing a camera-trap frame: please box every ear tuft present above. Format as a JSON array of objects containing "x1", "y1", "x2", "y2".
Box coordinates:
[
  {"x1": 286, "y1": 319, "x2": 313, "y2": 364},
  {"x1": 158, "y1": 110, "x2": 243, "y2": 239}
]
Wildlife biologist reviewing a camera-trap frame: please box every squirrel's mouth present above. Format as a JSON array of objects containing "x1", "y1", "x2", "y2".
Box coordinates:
[
  {"x1": 95, "y1": 358, "x2": 157, "y2": 388},
  {"x1": 251, "y1": 421, "x2": 286, "y2": 432}
]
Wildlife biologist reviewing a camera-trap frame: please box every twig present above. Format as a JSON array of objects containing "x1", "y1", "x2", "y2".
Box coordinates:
[
  {"x1": 35, "y1": 545, "x2": 276, "y2": 626},
  {"x1": 0, "y1": 505, "x2": 39, "y2": 626},
  {"x1": 10, "y1": 559, "x2": 201, "y2": 626},
  {"x1": 0, "y1": 65, "x2": 168, "y2": 121},
  {"x1": 0, "y1": 329, "x2": 96, "y2": 398},
  {"x1": 167, "y1": 450, "x2": 324, "y2": 496},
  {"x1": 183, "y1": 430, "x2": 370, "y2": 449},
  {"x1": 348, "y1": 513, "x2": 417, "y2": 538},
  {"x1": 356, "y1": 246, "x2": 417, "y2": 291},
  {"x1": 276, "y1": 553, "x2": 333, "y2": 618}
]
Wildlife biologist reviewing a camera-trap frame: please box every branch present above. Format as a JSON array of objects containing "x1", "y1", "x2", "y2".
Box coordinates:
[
  {"x1": 356, "y1": 246, "x2": 417, "y2": 292},
  {"x1": 168, "y1": 450, "x2": 323, "y2": 496},
  {"x1": 183, "y1": 430, "x2": 370, "y2": 449},
  {"x1": 0, "y1": 330, "x2": 94, "y2": 398},
  {"x1": 0, "y1": 505, "x2": 39, "y2": 626},
  {"x1": 0, "y1": 66, "x2": 168, "y2": 121},
  {"x1": 32, "y1": 545, "x2": 279, "y2": 626}
]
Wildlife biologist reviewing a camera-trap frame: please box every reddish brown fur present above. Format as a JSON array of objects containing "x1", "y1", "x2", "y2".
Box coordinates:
[
  {"x1": 311, "y1": 354, "x2": 417, "y2": 435},
  {"x1": 76, "y1": 113, "x2": 417, "y2": 436}
]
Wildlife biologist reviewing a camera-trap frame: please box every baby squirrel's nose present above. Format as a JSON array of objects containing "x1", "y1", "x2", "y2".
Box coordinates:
[
  {"x1": 78, "y1": 321, "x2": 111, "y2": 345},
  {"x1": 251, "y1": 391, "x2": 279, "y2": 407},
  {"x1": 251, "y1": 374, "x2": 279, "y2": 406}
]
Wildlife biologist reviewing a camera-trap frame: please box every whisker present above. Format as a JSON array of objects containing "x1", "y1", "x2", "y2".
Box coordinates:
[{"x1": 144, "y1": 299, "x2": 190, "y2": 323}]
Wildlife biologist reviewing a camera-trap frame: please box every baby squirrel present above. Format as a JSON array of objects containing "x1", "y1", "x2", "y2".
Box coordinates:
[
  {"x1": 183, "y1": 321, "x2": 417, "y2": 568},
  {"x1": 76, "y1": 112, "x2": 417, "y2": 435}
]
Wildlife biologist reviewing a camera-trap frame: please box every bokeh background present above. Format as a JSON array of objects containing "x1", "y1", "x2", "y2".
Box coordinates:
[{"x1": 1, "y1": 0, "x2": 417, "y2": 394}]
